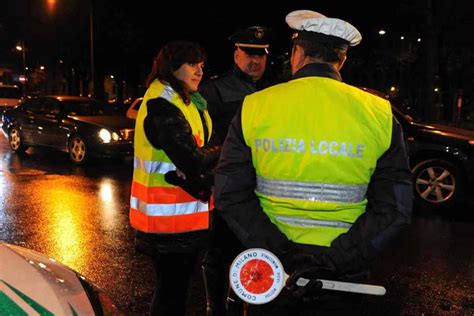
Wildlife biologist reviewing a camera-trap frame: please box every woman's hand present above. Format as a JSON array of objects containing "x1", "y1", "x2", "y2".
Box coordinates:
[{"x1": 176, "y1": 169, "x2": 187, "y2": 180}]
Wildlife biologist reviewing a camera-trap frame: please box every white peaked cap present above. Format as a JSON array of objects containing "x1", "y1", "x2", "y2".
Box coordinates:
[{"x1": 285, "y1": 10, "x2": 362, "y2": 46}]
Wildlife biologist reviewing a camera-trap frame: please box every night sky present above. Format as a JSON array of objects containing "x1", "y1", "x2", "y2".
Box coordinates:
[
  {"x1": 2, "y1": 1, "x2": 473, "y2": 96},
  {"x1": 1, "y1": 1, "x2": 417, "y2": 69}
]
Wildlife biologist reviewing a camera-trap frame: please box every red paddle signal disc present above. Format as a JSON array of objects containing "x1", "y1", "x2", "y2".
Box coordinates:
[
  {"x1": 230, "y1": 248, "x2": 285, "y2": 304},
  {"x1": 240, "y1": 259, "x2": 274, "y2": 294}
]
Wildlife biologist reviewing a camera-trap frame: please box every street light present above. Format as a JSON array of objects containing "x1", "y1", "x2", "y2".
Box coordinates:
[{"x1": 15, "y1": 41, "x2": 27, "y2": 94}]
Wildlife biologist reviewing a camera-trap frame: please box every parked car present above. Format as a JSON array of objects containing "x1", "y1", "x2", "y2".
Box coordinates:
[
  {"x1": 399, "y1": 109, "x2": 474, "y2": 209},
  {"x1": 0, "y1": 242, "x2": 122, "y2": 315},
  {"x1": 0, "y1": 84, "x2": 22, "y2": 113},
  {"x1": 1, "y1": 95, "x2": 135, "y2": 164},
  {"x1": 126, "y1": 97, "x2": 143, "y2": 119},
  {"x1": 361, "y1": 88, "x2": 474, "y2": 209}
]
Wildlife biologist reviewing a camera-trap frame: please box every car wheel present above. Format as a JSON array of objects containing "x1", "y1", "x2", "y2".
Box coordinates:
[
  {"x1": 412, "y1": 159, "x2": 464, "y2": 209},
  {"x1": 8, "y1": 127, "x2": 28, "y2": 153},
  {"x1": 68, "y1": 135, "x2": 88, "y2": 164}
]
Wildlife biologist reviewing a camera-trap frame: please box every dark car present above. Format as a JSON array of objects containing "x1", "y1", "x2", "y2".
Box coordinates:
[
  {"x1": 0, "y1": 84, "x2": 22, "y2": 113},
  {"x1": 395, "y1": 108, "x2": 474, "y2": 209},
  {"x1": 1, "y1": 95, "x2": 135, "y2": 164},
  {"x1": 361, "y1": 88, "x2": 474, "y2": 209}
]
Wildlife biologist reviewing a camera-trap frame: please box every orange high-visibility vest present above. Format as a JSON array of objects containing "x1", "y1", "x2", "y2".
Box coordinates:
[{"x1": 130, "y1": 80, "x2": 213, "y2": 233}]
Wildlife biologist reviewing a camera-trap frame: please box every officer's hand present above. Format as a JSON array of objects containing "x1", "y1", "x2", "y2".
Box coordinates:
[
  {"x1": 175, "y1": 168, "x2": 187, "y2": 180},
  {"x1": 285, "y1": 266, "x2": 335, "y2": 302}
]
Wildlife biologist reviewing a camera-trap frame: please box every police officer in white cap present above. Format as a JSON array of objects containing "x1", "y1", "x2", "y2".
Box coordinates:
[{"x1": 214, "y1": 10, "x2": 412, "y2": 315}]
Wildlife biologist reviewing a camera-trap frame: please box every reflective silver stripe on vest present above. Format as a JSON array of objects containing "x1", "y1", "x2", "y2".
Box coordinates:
[
  {"x1": 134, "y1": 157, "x2": 176, "y2": 174},
  {"x1": 274, "y1": 215, "x2": 352, "y2": 229},
  {"x1": 130, "y1": 197, "x2": 208, "y2": 216},
  {"x1": 161, "y1": 85, "x2": 174, "y2": 102},
  {"x1": 256, "y1": 177, "x2": 367, "y2": 204}
]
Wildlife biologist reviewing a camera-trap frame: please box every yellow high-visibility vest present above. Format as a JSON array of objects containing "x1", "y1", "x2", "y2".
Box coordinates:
[
  {"x1": 241, "y1": 76, "x2": 392, "y2": 246},
  {"x1": 130, "y1": 80, "x2": 213, "y2": 233}
]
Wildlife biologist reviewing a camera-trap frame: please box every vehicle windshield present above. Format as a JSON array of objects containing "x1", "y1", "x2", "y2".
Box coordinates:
[
  {"x1": 0, "y1": 86, "x2": 21, "y2": 99},
  {"x1": 62, "y1": 100, "x2": 118, "y2": 116}
]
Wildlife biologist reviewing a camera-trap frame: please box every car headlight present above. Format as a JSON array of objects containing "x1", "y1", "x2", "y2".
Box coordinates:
[
  {"x1": 99, "y1": 128, "x2": 112, "y2": 143},
  {"x1": 112, "y1": 132, "x2": 120, "y2": 141}
]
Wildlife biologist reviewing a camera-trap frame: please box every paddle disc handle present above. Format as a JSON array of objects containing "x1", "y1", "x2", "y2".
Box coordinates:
[{"x1": 294, "y1": 277, "x2": 386, "y2": 296}]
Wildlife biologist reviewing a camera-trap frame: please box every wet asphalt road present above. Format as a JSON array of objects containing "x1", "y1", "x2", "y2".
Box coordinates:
[{"x1": 0, "y1": 135, "x2": 473, "y2": 315}]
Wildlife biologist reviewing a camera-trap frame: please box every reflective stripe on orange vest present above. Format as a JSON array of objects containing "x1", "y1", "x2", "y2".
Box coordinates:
[
  {"x1": 130, "y1": 182, "x2": 213, "y2": 233},
  {"x1": 134, "y1": 157, "x2": 176, "y2": 174},
  {"x1": 130, "y1": 196, "x2": 209, "y2": 216},
  {"x1": 130, "y1": 208, "x2": 210, "y2": 233}
]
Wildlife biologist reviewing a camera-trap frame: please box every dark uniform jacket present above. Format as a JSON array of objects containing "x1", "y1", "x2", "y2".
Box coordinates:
[
  {"x1": 214, "y1": 63, "x2": 413, "y2": 277},
  {"x1": 200, "y1": 65, "x2": 272, "y2": 144}
]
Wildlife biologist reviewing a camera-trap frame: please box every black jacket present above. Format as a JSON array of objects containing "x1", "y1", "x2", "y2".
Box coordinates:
[
  {"x1": 200, "y1": 66, "x2": 272, "y2": 144},
  {"x1": 214, "y1": 63, "x2": 413, "y2": 276},
  {"x1": 143, "y1": 97, "x2": 221, "y2": 199}
]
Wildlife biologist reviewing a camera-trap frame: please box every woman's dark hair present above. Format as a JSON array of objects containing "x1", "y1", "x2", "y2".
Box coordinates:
[{"x1": 145, "y1": 40, "x2": 206, "y2": 104}]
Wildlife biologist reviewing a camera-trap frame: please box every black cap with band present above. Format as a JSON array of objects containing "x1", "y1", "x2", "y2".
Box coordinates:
[{"x1": 228, "y1": 26, "x2": 271, "y2": 56}]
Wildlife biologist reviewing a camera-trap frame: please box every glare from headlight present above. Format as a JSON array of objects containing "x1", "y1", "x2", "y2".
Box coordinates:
[
  {"x1": 99, "y1": 129, "x2": 111, "y2": 143},
  {"x1": 112, "y1": 132, "x2": 120, "y2": 141}
]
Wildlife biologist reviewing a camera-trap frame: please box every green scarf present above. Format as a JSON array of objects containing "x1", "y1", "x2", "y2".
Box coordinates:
[{"x1": 190, "y1": 92, "x2": 207, "y2": 111}]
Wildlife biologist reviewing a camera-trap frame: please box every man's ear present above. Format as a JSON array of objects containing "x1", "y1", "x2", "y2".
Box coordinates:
[
  {"x1": 336, "y1": 54, "x2": 347, "y2": 71},
  {"x1": 234, "y1": 49, "x2": 239, "y2": 64},
  {"x1": 291, "y1": 44, "x2": 306, "y2": 74}
]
